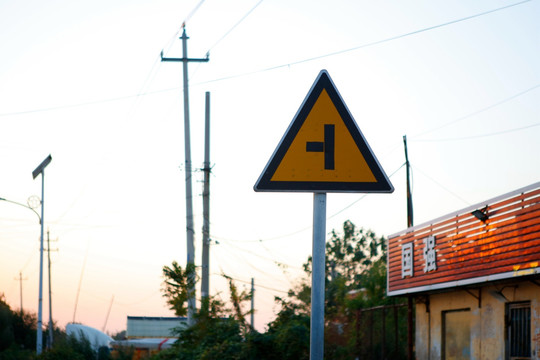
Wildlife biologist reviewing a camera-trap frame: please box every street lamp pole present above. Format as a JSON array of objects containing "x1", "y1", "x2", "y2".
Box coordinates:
[{"x1": 32, "y1": 154, "x2": 52, "y2": 355}]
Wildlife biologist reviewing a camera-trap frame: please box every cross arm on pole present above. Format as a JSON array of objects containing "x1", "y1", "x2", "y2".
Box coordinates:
[{"x1": 160, "y1": 50, "x2": 209, "y2": 63}]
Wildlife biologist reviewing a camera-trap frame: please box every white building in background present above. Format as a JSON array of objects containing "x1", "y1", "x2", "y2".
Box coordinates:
[
  {"x1": 126, "y1": 316, "x2": 187, "y2": 338},
  {"x1": 66, "y1": 323, "x2": 113, "y2": 350},
  {"x1": 110, "y1": 316, "x2": 188, "y2": 356}
]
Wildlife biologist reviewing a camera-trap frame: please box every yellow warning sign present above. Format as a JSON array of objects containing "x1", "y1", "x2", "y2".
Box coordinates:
[
  {"x1": 254, "y1": 70, "x2": 393, "y2": 193},
  {"x1": 271, "y1": 89, "x2": 377, "y2": 183}
]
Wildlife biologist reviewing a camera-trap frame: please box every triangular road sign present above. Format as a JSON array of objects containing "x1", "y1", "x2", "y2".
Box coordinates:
[{"x1": 254, "y1": 70, "x2": 394, "y2": 193}]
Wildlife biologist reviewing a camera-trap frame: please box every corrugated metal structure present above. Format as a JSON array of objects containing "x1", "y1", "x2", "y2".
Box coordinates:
[
  {"x1": 387, "y1": 182, "x2": 540, "y2": 359},
  {"x1": 126, "y1": 316, "x2": 187, "y2": 339},
  {"x1": 388, "y1": 182, "x2": 540, "y2": 296}
]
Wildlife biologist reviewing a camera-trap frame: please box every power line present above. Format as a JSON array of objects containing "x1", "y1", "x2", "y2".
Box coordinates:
[
  {"x1": 212, "y1": 246, "x2": 292, "y2": 292},
  {"x1": 218, "y1": 238, "x2": 303, "y2": 271},
  {"x1": 0, "y1": 87, "x2": 179, "y2": 117},
  {"x1": 212, "y1": 162, "x2": 405, "y2": 244},
  {"x1": 194, "y1": 0, "x2": 533, "y2": 85},
  {"x1": 412, "y1": 83, "x2": 540, "y2": 139},
  {"x1": 211, "y1": 272, "x2": 288, "y2": 294},
  {"x1": 130, "y1": 0, "x2": 210, "y2": 104},
  {"x1": 412, "y1": 122, "x2": 540, "y2": 142},
  {"x1": 412, "y1": 165, "x2": 470, "y2": 205},
  {"x1": 327, "y1": 163, "x2": 406, "y2": 220},
  {"x1": 1, "y1": 0, "x2": 531, "y2": 118},
  {"x1": 206, "y1": 0, "x2": 265, "y2": 54},
  {"x1": 181, "y1": 0, "x2": 207, "y2": 29}
]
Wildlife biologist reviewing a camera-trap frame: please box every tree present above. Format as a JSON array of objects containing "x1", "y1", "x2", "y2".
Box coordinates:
[
  {"x1": 161, "y1": 262, "x2": 197, "y2": 317},
  {"x1": 276, "y1": 220, "x2": 393, "y2": 359},
  {"x1": 286, "y1": 220, "x2": 386, "y2": 314},
  {"x1": 0, "y1": 294, "x2": 37, "y2": 358},
  {"x1": 159, "y1": 263, "x2": 257, "y2": 360},
  {"x1": 156, "y1": 221, "x2": 395, "y2": 360}
]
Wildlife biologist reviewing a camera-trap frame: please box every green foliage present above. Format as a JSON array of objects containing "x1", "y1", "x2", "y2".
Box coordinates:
[
  {"x1": 292, "y1": 220, "x2": 387, "y2": 316},
  {"x1": 110, "y1": 330, "x2": 126, "y2": 340},
  {"x1": 35, "y1": 332, "x2": 103, "y2": 360},
  {"x1": 156, "y1": 221, "x2": 403, "y2": 360},
  {"x1": 0, "y1": 298, "x2": 16, "y2": 352},
  {"x1": 223, "y1": 275, "x2": 253, "y2": 333},
  {"x1": 0, "y1": 347, "x2": 35, "y2": 360},
  {"x1": 159, "y1": 269, "x2": 256, "y2": 360},
  {"x1": 280, "y1": 220, "x2": 407, "y2": 359},
  {"x1": 0, "y1": 295, "x2": 115, "y2": 360},
  {"x1": 0, "y1": 295, "x2": 36, "y2": 357},
  {"x1": 264, "y1": 299, "x2": 310, "y2": 360},
  {"x1": 162, "y1": 262, "x2": 198, "y2": 317}
]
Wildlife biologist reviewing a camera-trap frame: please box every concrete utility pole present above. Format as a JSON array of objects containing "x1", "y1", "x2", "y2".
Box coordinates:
[
  {"x1": 46, "y1": 229, "x2": 57, "y2": 348},
  {"x1": 161, "y1": 28, "x2": 209, "y2": 326},
  {"x1": 201, "y1": 92, "x2": 211, "y2": 306},
  {"x1": 403, "y1": 135, "x2": 414, "y2": 360},
  {"x1": 403, "y1": 135, "x2": 413, "y2": 228},
  {"x1": 15, "y1": 272, "x2": 27, "y2": 315},
  {"x1": 250, "y1": 278, "x2": 255, "y2": 329}
]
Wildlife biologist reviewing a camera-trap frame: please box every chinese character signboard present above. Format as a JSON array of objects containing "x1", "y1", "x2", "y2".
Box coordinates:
[
  {"x1": 388, "y1": 183, "x2": 540, "y2": 296},
  {"x1": 401, "y1": 243, "x2": 414, "y2": 278}
]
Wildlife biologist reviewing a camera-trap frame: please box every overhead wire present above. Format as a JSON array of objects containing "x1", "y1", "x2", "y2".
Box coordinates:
[
  {"x1": 211, "y1": 272, "x2": 288, "y2": 294},
  {"x1": 412, "y1": 165, "x2": 471, "y2": 205},
  {"x1": 189, "y1": 0, "x2": 265, "y2": 80},
  {"x1": 181, "y1": 0, "x2": 207, "y2": 29},
  {"x1": 213, "y1": 162, "x2": 406, "y2": 244},
  {"x1": 0, "y1": 0, "x2": 532, "y2": 118},
  {"x1": 205, "y1": 0, "x2": 265, "y2": 54},
  {"x1": 211, "y1": 241, "x2": 296, "y2": 293},
  {"x1": 212, "y1": 242, "x2": 289, "y2": 283},
  {"x1": 217, "y1": 238, "x2": 303, "y2": 271},
  {"x1": 327, "y1": 162, "x2": 406, "y2": 220},
  {"x1": 193, "y1": 0, "x2": 533, "y2": 85},
  {"x1": 412, "y1": 122, "x2": 540, "y2": 142},
  {"x1": 411, "y1": 83, "x2": 540, "y2": 139},
  {"x1": 0, "y1": 87, "x2": 179, "y2": 117}
]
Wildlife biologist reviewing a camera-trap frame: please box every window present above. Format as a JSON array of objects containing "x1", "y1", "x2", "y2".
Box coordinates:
[
  {"x1": 506, "y1": 301, "x2": 531, "y2": 360},
  {"x1": 442, "y1": 308, "x2": 471, "y2": 360}
]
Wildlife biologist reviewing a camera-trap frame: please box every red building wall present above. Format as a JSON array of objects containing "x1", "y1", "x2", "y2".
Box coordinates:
[{"x1": 387, "y1": 183, "x2": 540, "y2": 296}]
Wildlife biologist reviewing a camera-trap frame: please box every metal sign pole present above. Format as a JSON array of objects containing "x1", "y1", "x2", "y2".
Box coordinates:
[
  {"x1": 310, "y1": 192, "x2": 327, "y2": 360},
  {"x1": 254, "y1": 70, "x2": 394, "y2": 359}
]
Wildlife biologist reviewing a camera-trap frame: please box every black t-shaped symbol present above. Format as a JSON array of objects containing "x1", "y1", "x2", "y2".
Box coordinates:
[{"x1": 306, "y1": 124, "x2": 335, "y2": 170}]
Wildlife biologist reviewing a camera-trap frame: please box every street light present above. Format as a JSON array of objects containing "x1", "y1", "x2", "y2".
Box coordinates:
[
  {"x1": 0, "y1": 197, "x2": 41, "y2": 223},
  {"x1": 32, "y1": 154, "x2": 52, "y2": 355},
  {"x1": 1, "y1": 194, "x2": 55, "y2": 350},
  {"x1": 0, "y1": 196, "x2": 42, "y2": 338}
]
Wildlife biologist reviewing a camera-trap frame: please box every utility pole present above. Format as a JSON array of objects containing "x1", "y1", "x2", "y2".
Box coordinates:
[
  {"x1": 201, "y1": 92, "x2": 211, "y2": 307},
  {"x1": 403, "y1": 135, "x2": 413, "y2": 228},
  {"x1": 46, "y1": 229, "x2": 57, "y2": 348},
  {"x1": 403, "y1": 135, "x2": 414, "y2": 360},
  {"x1": 250, "y1": 278, "x2": 255, "y2": 329},
  {"x1": 161, "y1": 27, "x2": 209, "y2": 326},
  {"x1": 15, "y1": 272, "x2": 27, "y2": 316}
]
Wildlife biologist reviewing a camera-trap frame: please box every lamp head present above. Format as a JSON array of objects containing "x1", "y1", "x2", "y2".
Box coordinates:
[
  {"x1": 471, "y1": 207, "x2": 489, "y2": 222},
  {"x1": 32, "y1": 155, "x2": 52, "y2": 179}
]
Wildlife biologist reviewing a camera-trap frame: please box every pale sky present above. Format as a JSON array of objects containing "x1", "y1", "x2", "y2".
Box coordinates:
[{"x1": 0, "y1": 0, "x2": 538, "y2": 334}]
